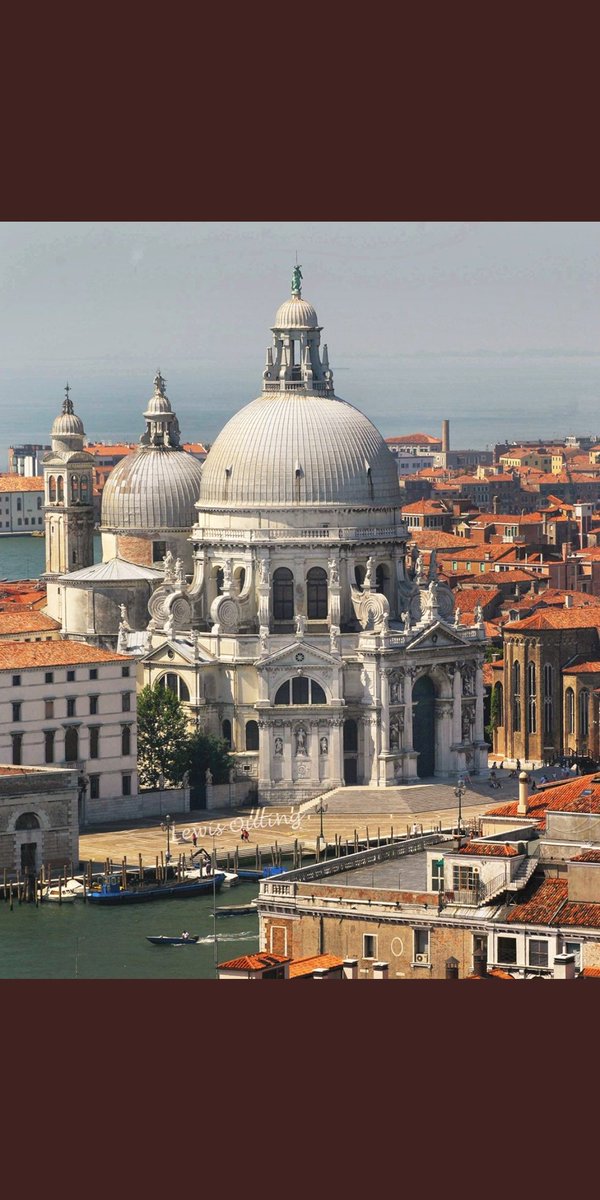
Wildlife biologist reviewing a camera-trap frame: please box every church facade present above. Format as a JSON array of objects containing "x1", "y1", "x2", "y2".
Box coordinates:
[
  {"x1": 136, "y1": 271, "x2": 490, "y2": 800},
  {"x1": 43, "y1": 271, "x2": 489, "y2": 802}
]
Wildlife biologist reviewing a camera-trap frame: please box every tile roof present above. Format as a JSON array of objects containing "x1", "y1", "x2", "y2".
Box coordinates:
[
  {"x1": 0, "y1": 611, "x2": 61, "y2": 635},
  {"x1": 0, "y1": 640, "x2": 129, "y2": 669},
  {"x1": 557, "y1": 901, "x2": 600, "y2": 928},
  {"x1": 581, "y1": 967, "x2": 600, "y2": 977},
  {"x1": 406, "y1": 531, "x2": 466, "y2": 548},
  {"x1": 562, "y1": 659, "x2": 600, "y2": 674},
  {"x1": 507, "y1": 877, "x2": 568, "y2": 924},
  {"x1": 569, "y1": 850, "x2": 600, "y2": 862},
  {"x1": 486, "y1": 774, "x2": 600, "y2": 829},
  {"x1": 458, "y1": 841, "x2": 519, "y2": 857},
  {"x1": 288, "y1": 954, "x2": 344, "y2": 979},
  {"x1": 504, "y1": 607, "x2": 600, "y2": 631},
  {"x1": 217, "y1": 953, "x2": 290, "y2": 971},
  {"x1": 386, "y1": 433, "x2": 441, "y2": 445},
  {"x1": 401, "y1": 499, "x2": 450, "y2": 514},
  {"x1": 0, "y1": 474, "x2": 44, "y2": 492}
]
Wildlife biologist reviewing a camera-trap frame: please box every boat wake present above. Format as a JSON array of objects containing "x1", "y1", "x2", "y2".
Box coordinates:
[{"x1": 194, "y1": 930, "x2": 257, "y2": 945}]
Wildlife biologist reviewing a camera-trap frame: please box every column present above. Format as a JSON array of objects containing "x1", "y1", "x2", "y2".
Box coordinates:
[
  {"x1": 380, "y1": 669, "x2": 390, "y2": 753},
  {"x1": 309, "y1": 722, "x2": 320, "y2": 784},
  {"x1": 330, "y1": 718, "x2": 343, "y2": 787},
  {"x1": 453, "y1": 666, "x2": 462, "y2": 746}
]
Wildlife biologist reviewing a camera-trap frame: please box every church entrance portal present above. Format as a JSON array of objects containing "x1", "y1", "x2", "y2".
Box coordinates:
[
  {"x1": 413, "y1": 675, "x2": 436, "y2": 778},
  {"x1": 343, "y1": 719, "x2": 359, "y2": 785}
]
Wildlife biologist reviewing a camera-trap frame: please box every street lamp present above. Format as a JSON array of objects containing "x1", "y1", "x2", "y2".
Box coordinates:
[
  {"x1": 316, "y1": 800, "x2": 328, "y2": 851},
  {"x1": 164, "y1": 813, "x2": 173, "y2": 872},
  {"x1": 454, "y1": 779, "x2": 465, "y2": 835}
]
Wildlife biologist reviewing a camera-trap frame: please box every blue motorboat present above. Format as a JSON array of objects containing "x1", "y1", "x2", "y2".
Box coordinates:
[{"x1": 86, "y1": 872, "x2": 226, "y2": 905}]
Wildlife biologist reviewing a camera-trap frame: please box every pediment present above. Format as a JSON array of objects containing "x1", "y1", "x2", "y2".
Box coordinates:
[
  {"x1": 256, "y1": 638, "x2": 338, "y2": 671},
  {"x1": 143, "y1": 639, "x2": 215, "y2": 666},
  {"x1": 406, "y1": 620, "x2": 478, "y2": 652}
]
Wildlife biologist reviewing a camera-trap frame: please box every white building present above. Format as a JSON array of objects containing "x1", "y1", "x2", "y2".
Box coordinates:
[
  {"x1": 0, "y1": 475, "x2": 45, "y2": 533},
  {"x1": 0, "y1": 640, "x2": 137, "y2": 824},
  {"x1": 138, "y1": 270, "x2": 490, "y2": 800}
]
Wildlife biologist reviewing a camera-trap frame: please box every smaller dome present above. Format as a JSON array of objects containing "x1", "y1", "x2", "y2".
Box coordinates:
[
  {"x1": 145, "y1": 392, "x2": 172, "y2": 416},
  {"x1": 52, "y1": 410, "x2": 85, "y2": 437},
  {"x1": 273, "y1": 295, "x2": 319, "y2": 329}
]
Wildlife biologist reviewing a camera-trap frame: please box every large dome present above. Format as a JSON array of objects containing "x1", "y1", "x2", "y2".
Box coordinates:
[
  {"x1": 101, "y1": 446, "x2": 203, "y2": 531},
  {"x1": 198, "y1": 391, "x2": 400, "y2": 508}
]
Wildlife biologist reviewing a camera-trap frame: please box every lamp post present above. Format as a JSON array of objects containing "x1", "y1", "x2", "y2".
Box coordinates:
[
  {"x1": 316, "y1": 800, "x2": 328, "y2": 852},
  {"x1": 454, "y1": 779, "x2": 465, "y2": 835},
  {"x1": 164, "y1": 813, "x2": 173, "y2": 872}
]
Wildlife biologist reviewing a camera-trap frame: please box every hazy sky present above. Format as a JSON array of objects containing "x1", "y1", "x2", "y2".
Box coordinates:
[{"x1": 1, "y1": 221, "x2": 600, "y2": 459}]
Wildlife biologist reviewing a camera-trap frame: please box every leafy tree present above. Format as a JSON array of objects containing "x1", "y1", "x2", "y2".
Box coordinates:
[
  {"x1": 486, "y1": 682, "x2": 502, "y2": 745},
  {"x1": 181, "y1": 730, "x2": 234, "y2": 787},
  {"x1": 137, "y1": 684, "x2": 190, "y2": 788}
]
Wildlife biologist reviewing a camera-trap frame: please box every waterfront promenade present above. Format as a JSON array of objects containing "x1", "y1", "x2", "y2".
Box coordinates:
[{"x1": 78, "y1": 772, "x2": 528, "y2": 868}]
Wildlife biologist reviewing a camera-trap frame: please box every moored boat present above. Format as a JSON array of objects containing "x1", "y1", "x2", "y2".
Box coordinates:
[
  {"x1": 86, "y1": 872, "x2": 226, "y2": 905},
  {"x1": 43, "y1": 885, "x2": 77, "y2": 903}
]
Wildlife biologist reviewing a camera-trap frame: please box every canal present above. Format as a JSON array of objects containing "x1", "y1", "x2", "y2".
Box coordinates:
[{"x1": 0, "y1": 880, "x2": 259, "y2": 979}]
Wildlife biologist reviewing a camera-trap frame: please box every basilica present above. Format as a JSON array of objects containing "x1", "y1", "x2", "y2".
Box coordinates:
[{"x1": 42, "y1": 269, "x2": 489, "y2": 801}]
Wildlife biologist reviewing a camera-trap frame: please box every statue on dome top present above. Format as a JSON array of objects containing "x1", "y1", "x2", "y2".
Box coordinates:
[
  {"x1": 154, "y1": 370, "x2": 166, "y2": 395},
  {"x1": 291, "y1": 264, "x2": 303, "y2": 296}
]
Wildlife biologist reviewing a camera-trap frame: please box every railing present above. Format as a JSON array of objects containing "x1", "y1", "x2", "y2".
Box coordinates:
[
  {"x1": 263, "y1": 381, "x2": 332, "y2": 393},
  {"x1": 193, "y1": 525, "x2": 407, "y2": 543}
]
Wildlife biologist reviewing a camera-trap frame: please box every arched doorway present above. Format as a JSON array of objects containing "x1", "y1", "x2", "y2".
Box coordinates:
[{"x1": 413, "y1": 675, "x2": 436, "y2": 778}]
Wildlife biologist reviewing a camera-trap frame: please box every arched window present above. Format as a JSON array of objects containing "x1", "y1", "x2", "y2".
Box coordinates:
[
  {"x1": 245, "y1": 720, "x2": 259, "y2": 751},
  {"x1": 70, "y1": 475, "x2": 79, "y2": 502},
  {"x1": 236, "y1": 568, "x2": 246, "y2": 594},
  {"x1": 566, "y1": 687, "x2": 575, "y2": 735},
  {"x1": 121, "y1": 726, "x2": 131, "y2": 756},
  {"x1": 543, "y1": 664, "x2": 553, "y2": 736},
  {"x1": 158, "y1": 673, "x2": 190, "y2": 702},
  {"x1": 579, "y1": 689, "x2": 590, "y2": 739},
  {"x1": 527, "y1": 661, "x2": 536, "y2": 734},
  {"x1": 80, "y1": 476, "x2": 89, "y2": 502},
  {"x1": 49, "y1": 476, "x2": 56, "y2": 502},
  {"x1": 273, "y1": 568, "x2": 294, "y2": 622},
  {"x1": 354, "y1": 565, "x2": 365, "y2": 587},
  {"x1": 513, "y1": 661, "x2": 521, "y2": 732},
  {"x1": 274, "y1": 678, "x2": 327, "y2": 705},
  {"x1": 343, "y1": 719, "x2": 358, "y2": 753},
  {"x1": 216, "y1": 568, "x2": 224, "y2": 594},
  {"x1": 57, "y1": 476, "x2": 64, "y2": 503},
  {"x1": 495, "y1": 682, "x2": 504, "y2": 726},
  {"x1": 15, "y1": 812, "x2": 40, "y2": 830},
  {"x1": 222, "y1": 719, "x2": 232, "y2": 747},
  {"x1": 64, "y1": 726, "x2": 79, "y2": 763},
  {"x1": 306, "y1": 567, "x2": 328, "y2": 619}
]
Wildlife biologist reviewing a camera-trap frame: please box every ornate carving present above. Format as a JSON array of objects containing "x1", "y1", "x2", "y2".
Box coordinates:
[
  {"x1": 294, "y1": 726, "x2": 307, "y2": 756},
  {"x1": 319, "y1": 736, "x2": 329, "y2": 755},
  {"x1": 328, "y1": 556, "x2": 339, "y2": 586},
  {"x1": 351, "y1": 585, "x2": 390, "y2": 632},
  {"x1": 210, "y1": 594, "x2": 241, "y2": 632},
  {"x1": 274, "y1": 736, "x2": 283, "y2": 756}
]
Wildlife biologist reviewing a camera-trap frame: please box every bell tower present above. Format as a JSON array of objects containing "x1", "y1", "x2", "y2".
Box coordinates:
[{"x1": 43, "y1": 384, "x2": 95, "y2": 617}]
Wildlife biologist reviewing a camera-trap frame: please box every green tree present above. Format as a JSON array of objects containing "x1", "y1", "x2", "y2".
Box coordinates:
[
  {"x1": 137, "y1": 684, "x2": 190, "y2": 788},
  {"x1": 486, "y1": 682, "x2": 502, "y2": 745},
  {"x1": 182, "y1": 730, "x2": 234, "y2": 788}
]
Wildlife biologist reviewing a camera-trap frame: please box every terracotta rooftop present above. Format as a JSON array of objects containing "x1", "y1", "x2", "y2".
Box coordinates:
[
  {"x1": 0, "y1": 611, "x2": 61, "y2": 635},
  {"x1": 217, "y1": 953, "x2": 290, "y2": 971},
  {"x1": 401, "y1": 499, "x2": 450, "y2": 514},
  {"x1": 486, "y1": 774, "x2": 600, "y2": 829},
  {"x1": 386, "y1": 433, "x2": 441, "y2": 445},
  {"x1": 0, "y1": 640, "x2": 129, "y2": 669},
  {"x1": 288, "y1": 954, "x2": 344, "y2": 979},
  {"x1": 406, "y1": 531, "x2": 466, "y2": 549},
  {"x1": 581, "y1": 967, "x2": 600, "y2": 977},
  {"x1": 507, "y1": 877, "x2": 568, "y2": 925},
  {"x1": 570, "y1": 850, "x2": 600, "y2": 862},
  {"x1": 0, "y1": 474, "x2": 44, "y2": 492},
  {"x1": 504, "y1": 607, "x2": 600, "y2": 631},
  {"x1": 458, "y1": 841, "x2": 519, "y2": 857},
  {"x1": 562, "y1": 659, "x2": 600, "y2": 674},
  {"x1": 466, "y1": 967, "x2": 515, "y2": 980}
]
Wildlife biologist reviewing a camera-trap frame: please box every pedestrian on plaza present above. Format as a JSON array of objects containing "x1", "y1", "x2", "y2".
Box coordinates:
[{"x1": 192, "y1": 831, "x2": 197, "y2": 848}]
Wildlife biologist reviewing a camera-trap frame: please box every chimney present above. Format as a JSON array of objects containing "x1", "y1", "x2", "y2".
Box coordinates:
[
  {"x1": 342, "y1": 957, "x2": 359, "y2": 980},
  {"x1": 473, "y1": 949, "x2": 487, "y2": 977},
  {"x1": 445, "y1": 956, "x2": 459, "y2": 980},
  {"x1": 564, "y1": 594, "x2": 573, "y2": 608},
  {"x1": 372, "y1": 961, "x2": 389, "y2": 980},
  {"x1": 312, "y1": 968, "x2": 329, "y2": 980},
  {"x1": 553, "y1": 953, "x2": 576, "y2": 980},
  {"x1": 517, "y1": 770, "x2": 529, "y2": 815},
  {"x1": 442, "y1": 419, "x2": 450, "y2": 453},
  {"x1": 493, "y1": 495, "x2": 499, "y2": 515}
]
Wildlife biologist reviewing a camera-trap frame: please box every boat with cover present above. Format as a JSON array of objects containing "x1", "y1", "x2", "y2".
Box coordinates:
[{"x1": 86, "y1": 871, "x2": 226, "y2": 905}]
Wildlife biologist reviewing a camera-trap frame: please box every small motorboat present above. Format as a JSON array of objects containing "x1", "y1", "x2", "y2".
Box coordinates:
[
  {"x1": 43, "y1": 886, "x2": 77, "y2": 903},
  {"x1": 146, "y1": 934, "x2": 199, "y2": 946}
]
